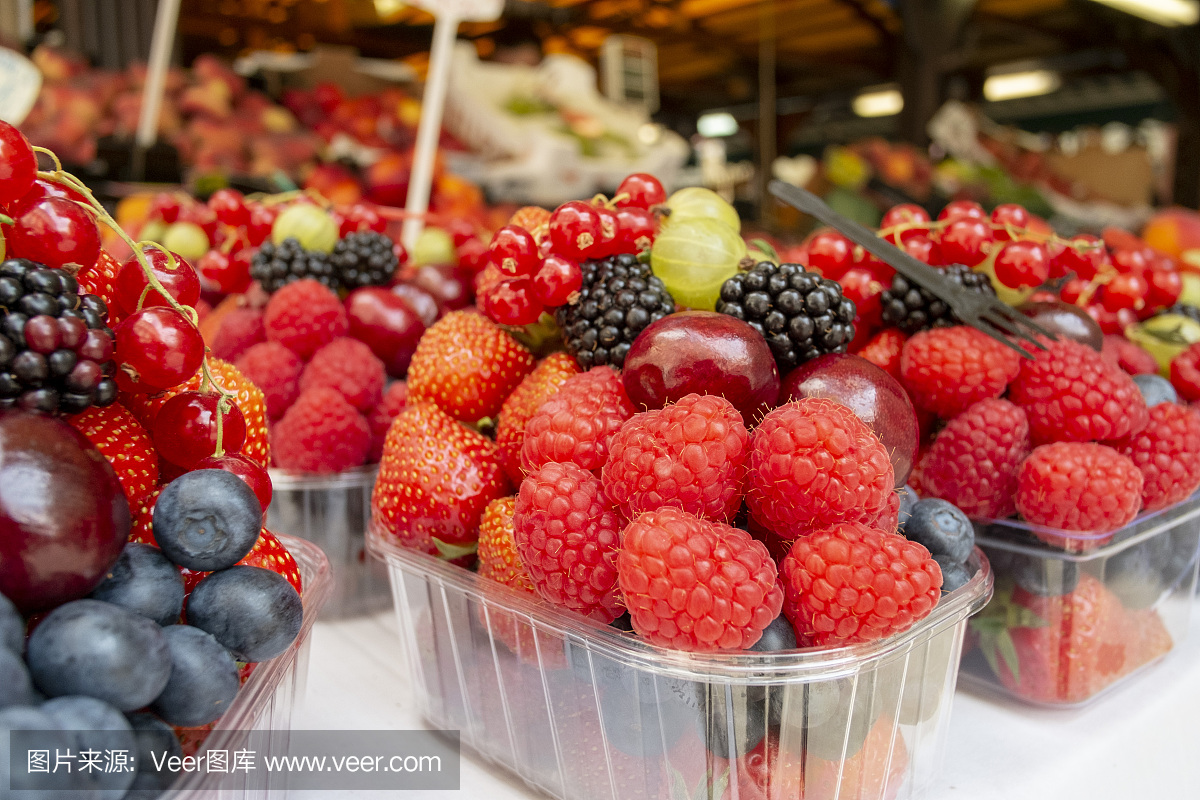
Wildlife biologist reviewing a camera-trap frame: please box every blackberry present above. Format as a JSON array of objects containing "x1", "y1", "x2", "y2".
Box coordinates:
[
  {"x1": 880, "y1": 264, "x2": 995, "y2": 334},
  {"x1": 0, "y1": 258, "x2": 117, "y2": 414},
  {"x1": 716, "y1": 261, "x2": 856, "y2": 373},
  {"x1": 556, "y1": 253, "x2": 675, "y2": 370},
  {"x1": 330, "y1": 232, "x2": 398, "y2": 290},
  {"x1": 249, "y1": 238, "x2": 338, "y2": 294}
]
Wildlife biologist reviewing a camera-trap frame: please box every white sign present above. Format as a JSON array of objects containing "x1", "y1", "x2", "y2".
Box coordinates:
[
  {"x1": 0, "y1": 47, "x2": 40, "y2": 126},
  {"x1": 407, "y1": 0, "x2": 503, "y2": 22}
]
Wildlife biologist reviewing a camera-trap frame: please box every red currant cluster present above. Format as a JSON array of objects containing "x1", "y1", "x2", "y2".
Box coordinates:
[{"x1": 476, "y1": 173, "x2": 665, "y2": 327}]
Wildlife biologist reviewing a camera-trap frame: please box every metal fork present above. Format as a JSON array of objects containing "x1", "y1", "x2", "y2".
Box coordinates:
[{"x1": 769, "y1": 180, "x2": 1057, "y2": 359}]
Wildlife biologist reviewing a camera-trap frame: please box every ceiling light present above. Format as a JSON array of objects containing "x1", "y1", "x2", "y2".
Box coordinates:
[
  {"x1": 1089, "y1": 0, "x2": 1199, "y2": 25},
  {"x1": 697, "y1": 112, "x2": 738, "y2": 138},
  {"x1": 852, "y1": 87, "x2": 903, "y2": 118},
  {"x1": 983, "y1": 70, "x2": 1062, "y2": 102}
]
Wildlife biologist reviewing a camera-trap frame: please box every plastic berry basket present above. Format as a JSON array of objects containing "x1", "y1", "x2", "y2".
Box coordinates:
[
  {"x1": 958, "y1": 493, "x2": 1200, "y2": 708},
  {"x1": 266, "y1": 466, "x2": 391, "y2": 618},
  {"x1": 167, "y1": 533, "x2": 332, "y2": 798},
  {"x1": 366, "y1": 521, "x2": 993, "y2": 800}
]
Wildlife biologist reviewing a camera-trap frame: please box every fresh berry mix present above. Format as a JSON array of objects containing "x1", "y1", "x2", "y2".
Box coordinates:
[
  {"x1": 900, "y1": 326, "x2": 1021, "y2": 419},
  {"x1": 880, "y1": 264, "x2": 995, "y2": 334},
  {"x1": 921, "y1": 399, "x2": 1030, "y2": 519},
  {"x1": 1015, "y1": 442, "x2": 1144, "y2": 540}
]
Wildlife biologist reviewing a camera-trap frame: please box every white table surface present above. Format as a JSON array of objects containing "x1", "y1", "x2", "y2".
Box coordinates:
[{"x1": 293, "y1": 608, "x2": 1200, "y2": 800}]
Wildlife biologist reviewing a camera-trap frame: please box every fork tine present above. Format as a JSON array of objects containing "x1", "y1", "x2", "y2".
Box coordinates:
[
  {"x1": 981, "y1": 310, "x2": 1047, "y2": 356},
  {"x1": 972, "y1": 315, "x2": 1037, "y2": 359},
  {"x1": 990, "y1": 303, "x2": 1059, "y2": 342}
]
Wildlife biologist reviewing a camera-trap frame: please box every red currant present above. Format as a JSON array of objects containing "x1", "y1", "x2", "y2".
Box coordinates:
[
  {"x1": 903, "y1": 234, "x2": 941, "y2": 266},
  {"x1": 113, "y1": 307, "x2": 204, "y2": 392},
  {"x1": 1099, "y1": 273, "x2": 1149, "y2": 312},
  {"x1": 993, "y1": 240, "x2": 1049, "y2": 289},
  {"x1": 836, "y1": 267, "x2": 883, "y2": 326},
  {"x1": 115, "y1": 250, "x2": 201, "y2": 315},
  {"x1": 208, "y1": 188, "x2": 249, "y2": 228},
  {"x1": 455, "y1": 236, "x2": 488, "y2": 275},
  {"x1": 880, "y1": 204, "x2": 931, "y2": 244},
  {"x1": 18, "y1": 176, "x2": 90, "y2": 209},
  {"x1": 852, "y1": 249, "x2": 894, "y2": 283},
  {"x1": 1060, "y1": 278, "x2": 1088, "y2": 306},
  {"x1": 533, "y1": 254, "x2": 583, "y2": 306},
  {"x1": 938, "y1": 219, "x2": 993, "y2": 266},
  {"x1": 444, "y1": 217, "x2": 477, "y2": 247},
  {"x1": 937, "y1": 200, "x2": 985, "y2": 223},
  {"x1": 1085, "y1": 303, "x2": 1137, "y2": 335},
  {"x1": 150, "y1": 193, "x2": 183, "y2": 223},
  {"x1": 0, "y1": 121, "x2": 36, "y2": 209},
  {"x1": 548, "y1": 201, "x2": 604, "y2": 261},
  {"x1": 194, "y1": 452, "x2": 272, "y2": 514},
  {"x1": 1052, "y1": 235, "x2": 1108, "y2": 281},
  {"x1": 488, "y1": 225, "x2": 540, "y2": 277},
  {"x1": 615, "y1": 173, "x2": 667, "y2": 209},
  {"x1": 153, "y1": 391, "x2": 247, "y2": 470},
  {"x1": 7, "y1": 196, "x2": 101, "y2": 270},
  {"x1": 1111, "y1": 248, "x2": 1149, "y2": 276},
  {"x1": 593, "y1": 205, "x2": 620, "y2": 257},
  {"x1": 341, "y1": 203, "x2": 387, "y2": 237},
  {"x1": 1147, "y1": 262, "x2": 1183, "y2": 309},
  {"x1": 990, "y1": 204, "x2": 1030, "y2": 241},
  {"x1": 246, "y1": 204, "x2": 277, "y2": 246},
  {"x1": 615, "y1": 205, "x2": 658, "y2": 252},
  {"x1": 484, "y1": 278, "x2": 543, "y2": 326},
  {"x1": 806, "y1": 230, "x2": 854, "y2": 279}
]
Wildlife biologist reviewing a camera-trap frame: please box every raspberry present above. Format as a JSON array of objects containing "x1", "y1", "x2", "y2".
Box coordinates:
[
  {"x1": 513, "y1": 460, "x2": 623, "y2": 622},
  {"x1": 602, "y1": 393, "x2": 749, "y2": 523},
  {"x1": 1015, "y1": 443, "x2": 1143, "y2": 538},
  {"x1": 477, "y1": 496, "x2": 532, "y2": 592},
  {"x1": 262, "y1": 279, "x2": 349, "y2": 360},
  {"x1": 900, "y1": 326, "x2": 1021, "y2": 418},
  {"x1": 617, "y1": 507, "x2": 783, "y2": 651},
  {"x1": 495, "y1": 352, "x2": 581, "y2": 484},
  {"x1": 272, "y1": 387, "x2": 370, "y2": 473},
  {"x1": 520, "y1": 366, "x2": 634, "y2": 474},
  {"x1": 855, "y1": 328, "x2": 907, "y2": 381},
  {"x1": 210, "y1": 306, "x2": 265, "y2": 364},
  {"x1": 298, "y1": 337, "x2": 385, "y2": 412},
  {"x1": 1009, "y1": 338, "x2": 1149, "y2": 444},
  {"x1": 367, "y1": 380, "x2": 407, "y2": 463},
  {"x1": 1170, "y1": 342, "x2": 1200, "y2": 402},
  {"x1": 1111, "y1": 403, "x2": 1200, "y2": 512},
  {"x1": 865, "y1": 489, "x2": 901, "y2": 532},
  {"x1": 1101, "y1": 334, "x2": 1157, "y2": 376},
  {"x1": 746, "y1": 398, "x2": 894, "y2": 533},
  {"x1": 235, "y1": 342, "x2": 303, "y2": 420},
  {"x1": 779, "y1": 521, "x2": 942, "y2": 646},
  {"x1": 922, "y1": 399, "x2": 1030, "y2": 519}
]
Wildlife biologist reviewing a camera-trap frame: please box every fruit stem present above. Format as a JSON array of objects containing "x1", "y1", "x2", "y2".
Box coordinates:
[{"x1": 214, "y1": 391, "x2": 229, "y2": 457}]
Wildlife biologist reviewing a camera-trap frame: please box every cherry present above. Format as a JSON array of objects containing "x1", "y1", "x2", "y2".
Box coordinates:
[
  {"x1": 207, "y1": 188, "x2": 249, "y2": 228},
  {"x1": 344, "y1": 286, "x2": 426, "y2": 377},
  {"x1": 937, "y1": 200, "x2": 985, "y2": 223},
  {"x1": 880, "y1": 204, "x2": 931, "y2": 244},
  {"x1": 246, "y1": 204, "x2": 277, "y2": 247},
  {"x1": 484, "y1": 278, "x2": 543, "y2": 326},
  {"x1": 549, "y1": 201, "x2": 604, "y2": 261},
  {"x1": 390, "y1": 283, "x2": 440, "y2": 326},
  {"x1": 1147, "y1": 262, "x2": 1183, "y2": 309},
  {"x1": 7, "y1": 196, "x2": 101, "y2": 270},
  {"x1": 993, "y1": 240, "x2": 1049, "y2": 289},
  {"x1": 197, "y1": 249, "x2": 251, "y2": 295},
  {"x1": 411, "y1": 264, "x2": 472, "y2": 311},
  {"x1": 990, "y1": 204, "x2": 1030, "y2": 241},
  {"x1": 150, "y1": 193, "x2": 183, "y2": 223},
  {"x1": 194, "y1": 452, "x2": 272, "y2": 514},
  {"x1": 1052, "y1": 235, "x2": 1108, "y2": 281},
  {"x1": 903, "y1": 234, "x2": 940, "y2": 265},
  {"x1": 938, "y1": 218, "x2": 993, "y2": 266},
  {"x1": 806, "y1": 230, "x2": 854, "y2": 279},
  {"x1": 113, "y1": 307, "x2": 204, "y2": 392},
  {"x1": 0, "y1": 121, "x2": 36, "y2": 209},
  {"x1": 489, "y1": 225, "x2": 540, "y2": 278},
  {"x1": 115, "y1": 250, "x2": 200, "y2": 315},
  {"x1": 1099, "y1": 272, "x2": 1149, "y2": 312},
  {"x1": 455, "y1": 236, "x2": 488, "y2": 275},
  {"x1": 177, "y1": 203, "x2": 218, "y2": 239},
  {"x1": 153, "y1": 391, "x2": 247, "y2": 470},
  {"x1": 1019, "y1": 301, "x2": 1103, "y2": 351},
  {"x1": 533, "y1": 254, "x2": 582, "y2": 307},
  {"x1": 615, "y1": 205, "x2": 658, "y2": 252},
  {"x1": 615, "y1": 173, "x2": 667, "y2": 209}
]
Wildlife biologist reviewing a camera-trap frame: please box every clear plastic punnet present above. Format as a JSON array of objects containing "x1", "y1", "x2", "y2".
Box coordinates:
[
  {"x1": 367, "y1": 521, "x2": 993, "y2": 800},
  {"x1": 266, "y1": 466, "x2": 391, "y2": 617},
  {"x1": 959, "y1": 493, "x2": 1200, "y2": 707}
]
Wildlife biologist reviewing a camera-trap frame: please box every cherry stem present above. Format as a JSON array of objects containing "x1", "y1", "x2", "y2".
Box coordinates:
[{"x1": 214, "y1": 392, "x2": 230, "y2": 457}]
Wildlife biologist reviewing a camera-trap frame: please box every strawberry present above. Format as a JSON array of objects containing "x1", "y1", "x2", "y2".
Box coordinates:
[
  {"x1": 494, "y1": 352, "x2": 580, "y2": 483},
  {"x1": 477, "y1": 496, "x2": 532, "y2": 592},
  {"x1": 67, "y1": 402, "x2": 158, "y2": 508},
  {"x1": 372, "y1": 403, "x2": 510, "y2": 559},
  {"x1": 407, "y1": 310, "x2": 535, "y2": 424},
  {"x1": 76, "y1": 250, "x2": 123, "y2": 324}
]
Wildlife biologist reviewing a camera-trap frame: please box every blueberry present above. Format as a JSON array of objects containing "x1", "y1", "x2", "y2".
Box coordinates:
[
  {"x1": 26, "y1": 599, "x2": 172, "y2": 711},
  {"x1": 1106, "y1": 535, "x2": 1175, "y2": 610},
  {"x1": 1009, "y1": 552, "x2": 1079, "y2": 597},
  {"x1": 0, "y1": 592, "x2": 23, "y2": 654},
  {"x1": 695, "y1": 680, "x2": 781, "y2": 758},
  {"x1": 185, "y1": 566, "x2": 303, "y2": 662},
  {"x1": 42, "y1": 695, "x2": 138, "y2": 796},
  {"x1": 609, "y1": 612, "x2": 634, "y2": 632},
  {"x1": 897, "y1": 484, "x2": 919, "y2": 531},
  {"x1": 151, "y1": 625, "x2": 239, "y2": 727},
  {"x1": 597, "y1": 675, "x2": 692, "y2": 757},
  {"x1": 748, "y1": 613, "x2": 797, "y2": 652},
  {"x1": 0, "y1": 706, "x2": 79, "y2": 793},
  {"x1": 1132, "y1": 373, "x2": 1178, "y2": 407},
  {"x1": 935, "y1": 554, "x2": 972, "y2": 593},
  {"x1": 905, "y1": 499, "x2": 974, "y2": 563},
  {"x1": 0, "y1": 648, "x2": 39, "y2": 709},
  {"x1": 152, "y1": 470, "x2": 263, "y2": 572},
  {"x1": 126, "y1": 713, "x2": 182, "y2": 792},
  {"x1": 795, "y1": 675, "x2": 880, "y2": 760},
  {"x1": 89, "y1": 543, "x2": 185, "y2": 627}
]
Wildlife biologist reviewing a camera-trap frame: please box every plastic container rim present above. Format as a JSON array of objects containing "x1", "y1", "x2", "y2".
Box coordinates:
[{"x1": 268, "y1": 464, "x2": 379, "y2": 492}]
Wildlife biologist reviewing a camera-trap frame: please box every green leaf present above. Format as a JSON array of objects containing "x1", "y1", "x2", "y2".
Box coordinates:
[
  {"x1": 432, "y1": 538, "x2": 478, "y2": 561},
  {"x1": 706, "y1": 768, "x2": 730, "y2": 800},
  {"x1": 996, "y1": 629, "x2": 1021, "y2": 679},
  {"x1": 668, "y1": 767, "x2": 689, "y2": 800},
  {"x1": 748, "y1": 238, "x2": 779, "y2": 262}
]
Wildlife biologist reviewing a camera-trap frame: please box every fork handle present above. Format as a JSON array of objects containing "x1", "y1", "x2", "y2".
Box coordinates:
[{"x1": 768, "y1": 181, "x2": 950, "y2": 291}]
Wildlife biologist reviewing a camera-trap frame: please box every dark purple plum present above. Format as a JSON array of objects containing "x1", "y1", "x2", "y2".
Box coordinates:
[{"x1": 1019, "y1": 301, "x2": 1103, "y2": 351}]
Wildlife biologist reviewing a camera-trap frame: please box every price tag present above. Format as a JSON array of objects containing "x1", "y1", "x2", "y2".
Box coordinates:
[
  {"x1": 407, "y1": 0, "x2": 503, "y2": 22},
  {"x1": 0, "y1": 48, "x2": 41, "y2": 126}
]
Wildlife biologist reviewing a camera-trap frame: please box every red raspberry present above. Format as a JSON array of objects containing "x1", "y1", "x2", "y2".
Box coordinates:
[
  {"x1": 272, "y1": 387, "x2": 370, "y2": 473},
  {"x1": 1101, "y1": 334, "x2": 1157, "y2": 376},
  {"x1": 235, "y1": 342, "x2": 303, "y2": 419},
  {"x1": 746, "y1": 398, "x2": 894, "y2": 533},
  {"x1": 211, "y1": 306, "x2": 265, "y2": 363},
  {"x1": 1015, "y1": 443, "x2": 1143, "y2": 538},
  {"x1": 367, "y1": 380, "x2": 408, "y2": 463},
  {"x1": 780, "y1": 521, "x2": 942, "y2": 646},
  {"x1": 262, "y1": 279, "x2": 349, "y2": 360},
  {"x1": 299, "y1": 337, "x2": 385, "y2": 412},
  {"x1": 1009, "y1": 338, "x2": 1149, "y2": 444},
  {"x1": 856, "y1": 328, "x2": 907, "y2": 381},
  {"x1": 513, "y1": 461, "x2": 623, "y2": 622},
  {"x1": 922, "y1": 399, "x2": 1031, "y2": 519},
  {"x1": 1171, "y1": 342, "x2": 1200, "y2": 402},
  {"x1": 900, "y1": 326, "x2": 1021, "y2": 418},
  {"x1": 865, "y1": 489, "x2": 901, "y2": 532},
  {"x1": 617, "y1": 507, "x2": 782, "y2": 651},
  {"x1": 520, "y1": 366, "x2": 634, "y2": 474},
  {"x1": 602, "y1": 393, "x2": 749, "y2": 523},
  {"x1": 1112, "y1": 403, "x2": 1200, "y2": 512}
]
